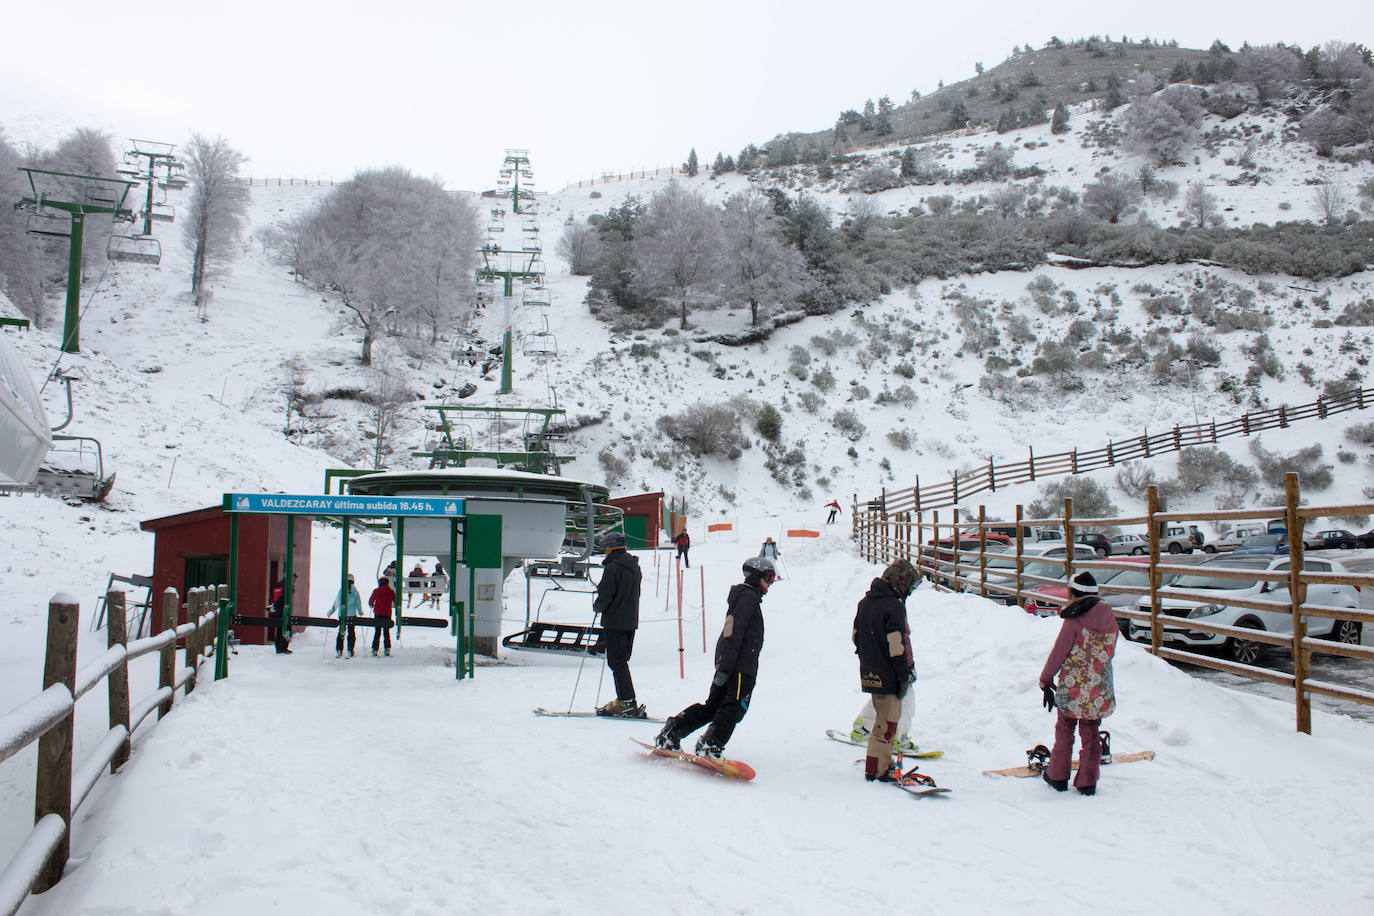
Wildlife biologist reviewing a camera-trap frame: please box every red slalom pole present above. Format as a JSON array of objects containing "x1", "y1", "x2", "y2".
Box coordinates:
[{"x1": 675, "y1": 557, "x2": 685, "y2": 678}]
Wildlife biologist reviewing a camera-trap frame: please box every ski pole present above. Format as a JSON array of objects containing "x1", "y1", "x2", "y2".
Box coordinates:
[{"x1": 569, "y1": 608, "x2": 602, "y2": 712}]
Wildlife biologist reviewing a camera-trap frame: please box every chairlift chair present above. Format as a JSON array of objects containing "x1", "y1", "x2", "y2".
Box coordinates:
[
  {"x1": 522, "y1": 287, "x2": 550, "y2": 309},
  {"x1": 522, "y1": 316, "x2": 558, "y2": 357},
  {"x1": 522, "y1": 239, "x2": 543, "y2": 254},
  {"x1": 107, "y1": 234, "x2": 161, "y2": 265},
  {"x1": 522, "y1": 219, "x2": 539, "y2": 233},
  {"x1": 25, "y1": 211, "x2": 71, "y2": 238},
  {"x1": 143, "y1": 203, "x2": 174, "y2": 222},
  {"x1": 161, "y1": 175, "x2": 188, "y2": 191}
]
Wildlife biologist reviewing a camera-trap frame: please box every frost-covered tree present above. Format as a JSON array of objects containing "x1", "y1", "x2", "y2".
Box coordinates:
[
  {"x1": 182, "y1": 134, "x2": 250, "y2": 309},
  {"x1": 1122, "y1": 96, "x2": 1196, "y2": 165},
  {"x1": 1317, "y1": 40, "x2": 1372, "y2": 83},
  {"x1": 1183, "y1": 180, "x2": 1219, "y2": 228},
  {"x1": 555, "y1": 220, "x2": 599, "y2": 275},
  {"x1": 633, "y1": 182, "x2": 720, "y2": 329},
  {"x1": 1236, "y1": 44, "x2": 1303, "y2": 103},
  {"x1": 718, "y1": 190, "x2": 806, "y2": 326},
  {"x1": 1082, "y1": 174, "x2": 1142, "y2": 223},
  {"x1": 1313, "y1": 178, "x2": 1349, "y2": 225},
  {"x1": 684, "y1": 148, "x2": 699, "y2": 177},
  {"x1": 47, "y1": 128, "x2": 117, "y2": 275},
  {"x1": 0, "y1": 130, "x2": 50, "y2": 323}
]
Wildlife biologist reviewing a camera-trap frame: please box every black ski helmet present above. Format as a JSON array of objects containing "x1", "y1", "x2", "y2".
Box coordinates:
[{"x1": 742, "y1": 555, "x2": 776, "y2": 580}]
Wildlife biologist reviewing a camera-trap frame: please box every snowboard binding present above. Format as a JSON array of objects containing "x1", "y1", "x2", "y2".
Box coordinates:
[
  {"x1": 1099, "y1": 730, "x2": 1112, "y2": 765},
  {"x1": 1025, "y1": 744, "x2": 1051, "y2": 775}
]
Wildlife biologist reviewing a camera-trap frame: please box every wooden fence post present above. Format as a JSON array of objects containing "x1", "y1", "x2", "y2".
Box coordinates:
[
  {"x1": 1028, "y1": 446, "x2": 1035, "y2": 482},
  {"x1": 106, "y1": 590, "x2": 130, "y2": 773},
  {"x1": 184, "y1": 589, "x2": 199, "y2": 695},
  {"x1": 988, "y1": 458, "x2": 996, "y2": 491},
  {"x1": 34, "y1": 594, "x2": 78, "y2": 892},
  {"x1": 1285, "y1": 473, "x2": 1311, "y2": 734},
  {"x1": 1147, "y1": 486, "x2": 1162, "y2": 655},
  {"x1": 158, "y1": 588, "x2": 176, "y2": 719},
  {"x1": 1063, "y1": 497, "x2": 1076, "y2": 593},
  {"x1": 1242, "y1": 413, "x2": 1250, "y2": 436},
  {"x1": 977, "y1": 505, "x2": 988, "y2": 597},
  {"x1": 1279, "y1": 405, "x2": 1288, "y2": 428},
  {"x1": 1107, "y1": 440, "x2": 1114, "y2": 466}
]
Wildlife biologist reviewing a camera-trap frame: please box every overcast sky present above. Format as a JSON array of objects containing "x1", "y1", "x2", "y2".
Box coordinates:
[{"x1": 2, "y1": 1, "x2": 1367, "y2": 193}]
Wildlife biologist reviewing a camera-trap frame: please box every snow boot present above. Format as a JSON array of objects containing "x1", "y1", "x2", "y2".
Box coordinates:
[
  {"x1": 895, "y1": 735, "x2": 918, "y2": 756},
  {"x1": 1099, "y1": 730, "x2": 1112, "y2": 764},
  {"x1": 694, "y1": 736, "x2": 723, "y2": 759},
  {"x1": 384, "y1": 648, "x2": 390, "y2": 657},
  {"x1": 655, "y1": 717, "x2": 681, "y2": 751},
  {"x1": 335, "y1": 650, "x2": 342, "y2": 658},
  {"x1": 867, "y1": 762, "x2": 901, "y2": 783},
  {"x1": 371, "y1": 649, "x2": 378, "y2": 657},
  {"x1": 596, "y1": 698, "x2": 646, "y2": 718},
  {"x1": 1078, "y1": 785, "x2": 1097, "y2": 796},
  {"x1": 1042, "y1": 770, "x2": 1068, "y2": 792}
]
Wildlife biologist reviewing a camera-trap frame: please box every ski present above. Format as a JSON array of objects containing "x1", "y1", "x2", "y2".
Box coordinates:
[
  {"x1": 630, "y1": 737, "x2": 756, "y2": 781},
  {"x1": 983, "y1": 750, "x2": 1156, "y2": 778},
  {"x1": 533, "y1": 707, "x2": 665, "y2": 723},
  {"x1": 825, "y1": 729, "x2": 944, "y2": 758}
]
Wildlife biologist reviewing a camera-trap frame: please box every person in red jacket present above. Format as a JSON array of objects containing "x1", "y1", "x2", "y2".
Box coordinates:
[
  {"x1": 671, "y1": 527, "x2": 691, "y2": 568},
  {"x1": 1039, "y1": 571, "x2": 1118, "y2": 796},
  {"x1": 369, "y1": 576, "x2": 396, "y2": 656},
  {"x1": 825, "y1": 500, "x2": 842, "y2": 524}
]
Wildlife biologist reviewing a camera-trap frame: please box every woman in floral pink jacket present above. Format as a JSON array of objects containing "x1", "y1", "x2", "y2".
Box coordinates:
[{"x1": 1038, "y1": 571, "x2": 1118, "y2": 796}]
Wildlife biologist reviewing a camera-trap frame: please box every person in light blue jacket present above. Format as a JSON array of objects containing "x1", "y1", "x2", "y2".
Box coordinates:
[{"x1": 328, "y1": 573, "x2": 362, "y2": 658}]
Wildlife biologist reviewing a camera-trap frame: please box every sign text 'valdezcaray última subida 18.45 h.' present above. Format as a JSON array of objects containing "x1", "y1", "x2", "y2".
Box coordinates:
[{"x1": 224, "y1": 493, "x2": 465, "y2": 518}]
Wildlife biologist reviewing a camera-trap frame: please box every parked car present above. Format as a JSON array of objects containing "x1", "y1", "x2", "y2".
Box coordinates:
[
  {"x1": 1359, "y1": 529, "x2": 1374, "y2": 548},
  {"x1": 1205, "y1": 525, "x2": 1265, "y2": 553},
  {"x1": 1023, "y1": 557, "x2": 1153, "y2": 630},
  {"x1": 1160, "y1": 525, "x2": 1205, "y2": 554},
  {"x1": 1304, "y1": 529, "x2": 1359, "y2": 550},
  {"x1": 1127, "y1": 554, "x2": 1362, "y2": 665},
  {"x1": 987, "y1": 525, "x2": 1062, "y2": 543},
  {"x1": 975, "y1": 543, "x2": 1098, "y2": 605},
  {"x1": 1108, "y1": 533, "x2": 1149, "y2": 555},
  {"x1": 1232, "y1": 533, "x2": 1289, "y2": 555},
  {"x1": 925, "y1": 539, "x2": 1009, "y2": 588},
  {"x1": 1074, "y1": 532, "x2": 1112, "y2": 556}
]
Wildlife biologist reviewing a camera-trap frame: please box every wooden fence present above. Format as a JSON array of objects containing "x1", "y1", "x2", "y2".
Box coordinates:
[
  {"x1": 0, "y1": 586, "x2": 222, "y2": 913},
  {"x1": 561, "y1": 166, "x2": 686, "y2": 190},
  {"x1": 860, "y1": 386, "x2": 1372, "y2": 517},
  {"x1": 853, "y1": 475, "x2": 1374, "y2": 734},
  {"x1": 236, "y1": 177, "x2": 336, "y2": 187}
]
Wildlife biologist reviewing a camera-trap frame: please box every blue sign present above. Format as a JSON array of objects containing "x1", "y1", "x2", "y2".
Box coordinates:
[{"x1": 224, "y1": 493, "x2": 464, "y2": 518}]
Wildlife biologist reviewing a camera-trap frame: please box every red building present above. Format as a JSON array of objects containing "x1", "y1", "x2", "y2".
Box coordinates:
[
  {"x1": 608, "y1": 491, "x2": 665, "y2": 549},
  {"x1": 140, "y1": 505, "x2": 311, "y2": 645}
]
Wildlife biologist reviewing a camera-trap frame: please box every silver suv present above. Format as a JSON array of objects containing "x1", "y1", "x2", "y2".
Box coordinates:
[{"x1": 1159, "y1": 525, "x2": 1205, "y2": 554}]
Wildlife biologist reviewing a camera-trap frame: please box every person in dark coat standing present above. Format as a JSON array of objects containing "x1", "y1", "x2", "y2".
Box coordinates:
[
  {"x1": 594, "y1": 532, "x2": 645, "y2": 717},
  {"x1": 656, "y1": 555, "x2": 776, "y2": 758},
  {"x1": 1039, "y1": 571, "x2": 1118, "y2": 796},
  {"x1": 368, "y1": 576, "x2": 395, "y2": 657},
  {"x1": 270, "y1": 576, "x2": 293, "y2": 654},
  {"x1": 671, "y1": 527, "x2": 691, "y2": 567},
  {"x1": 852, "y1": 558, "x2": 918, "y2": 781}
]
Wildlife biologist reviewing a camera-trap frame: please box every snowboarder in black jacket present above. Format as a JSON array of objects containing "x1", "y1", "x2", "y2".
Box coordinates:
[
  {"x1": 594, "y1": 532, "x2": 645, "y2": 717},
  {"x1": 655, "y1": 555, "x2": 776, "y2": 757},
  {"x1": 852, "y1": 558, "x2": 918, "y2": 781}
]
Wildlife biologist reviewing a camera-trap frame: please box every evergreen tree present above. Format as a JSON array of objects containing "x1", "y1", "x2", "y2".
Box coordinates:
[
  {"x1": 1051, "y1": 102, "x2": 1071, "y2": 134},
  {"x1": 737, "y1": 144, "x2": 760, "y2": 172},
  {"x1": 1168, "y1": 60, "x2": 1193, "y2": 83},
  {"x1": 684, "y1": 148, "x2": 699, "y2": 177},
  {"x1": 948, "y1": 101, "x2": 970, "y2": 130},
  {"x1": 996, "y1": 109, "x2": 1018, "y2": 133}
]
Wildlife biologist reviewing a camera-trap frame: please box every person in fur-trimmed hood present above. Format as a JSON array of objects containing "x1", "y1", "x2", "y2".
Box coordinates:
[
  {"x1": 852, "y1": 558, "x2": 918, "y2": 782},
  {"x1": 1039, "y1": 571, "x2": 1119, "y2": 796}
]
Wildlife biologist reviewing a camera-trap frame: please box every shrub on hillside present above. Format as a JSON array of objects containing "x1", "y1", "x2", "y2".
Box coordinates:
[
  {"x1": 1346, "y1": 421, "x2": 1374, "y2": 447},
  {"x1": 656, "y1": 403, "x2": 746, "y2": 458},
  {"x1": 1249, "y1": 440, "x2": 1333, "y2": 490},
  {"x1": 1174, "y1": 447, "x2": 1258, "y2": 493},
  {"x1": 832, "y1": 408, "x2": 866, "y2": 441},
  {"x1": 811, "y1": 366, "x2": 836, "y2": 392},
  {"x1": 755, "y1": 404, "x2": 783, "y2": 443},
  {"x1": 1028, "y1": 476, "x2": 1119, "y2": 519}
]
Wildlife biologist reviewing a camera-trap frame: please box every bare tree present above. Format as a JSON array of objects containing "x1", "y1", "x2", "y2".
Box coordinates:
[
  {"x1": 367, "y1": 361, "x2": 410, "y2": 469},
  {"x1": 183, "y1": 134, "x2": 250, "y2": 314},
  {"x1": 1313, "y1": 178, "x2": 1349, "y2": 225},
  {"x1": 988, "y1": 184, "x2": 1027, "y2": 218},
  {"x1": 718, "y1": 189, "x2": 806, "y2": 326},
  {"x1": 0, "y1": 129, "x2": 51, "y2": 323},
  {"x1": 633, "y1": 182, "x2": 720, "y2": 329},
  {"x1": 1318, "y1": 41, "x2": 1372, "y2": 83},
  {"x1": 555, "y1": 220, "x2": 599, "y2": 275},
  {"x1": 1183, "y1": 180, "x2": 1219, "y2": 228},
  {"x1": 1082, "y1": 174, "x2": 1142, "y2": 223},
  {"x1": 1122, "y1": 97, "x2": 1196, "y2": 165},
  {"x1": 46, "y1": 128, "x2": 117, "y2": 275}
]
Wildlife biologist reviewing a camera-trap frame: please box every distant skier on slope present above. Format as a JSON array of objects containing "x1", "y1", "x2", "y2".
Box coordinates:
[
  {"x1": 656, "y1": 555, "x2": 776, "y2": 758},
  {"x1": 825, "y1": 500, "x2": 841, "y2": 524},
  {"x1": 671, "y1": 526, "x2": 691, "y2": 568},
  {"x1": 851, "y1": 559, "x2": 919, "y2": 782},
  {"x1": 1039, "y1": 571, "x2": 1118, "y2": 797}
]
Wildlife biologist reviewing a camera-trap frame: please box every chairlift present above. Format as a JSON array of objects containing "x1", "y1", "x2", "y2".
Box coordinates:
[
  {"x1": 142, "y1": 203, "x2": 174, "y2": 223},
  {"x1": 522, "y1": 219, "x2": 539, "y2": 233},
  {"x1": 486, "y1": 222, "x2": 505, "y2": 233},
  {"x1": 522, "y1": 287, "x2": 550, "y2": 309},
  {"x1": 107, "y1": 234, "x2": 162, "y2": 265},
  {"x1": 522, "y1": 315, "x2": 558, "y2": 357},
  {"x1": 25, "y1": 211, "x2": 71, "y2": 238},
  {"x1": 161, "y1": 175, "x2": 188, "y2": 191}
]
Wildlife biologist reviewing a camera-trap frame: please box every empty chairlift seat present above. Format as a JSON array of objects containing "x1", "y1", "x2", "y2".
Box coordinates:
[{"x1": 107, "y1": 235, "x2": 161, "y2": 265}]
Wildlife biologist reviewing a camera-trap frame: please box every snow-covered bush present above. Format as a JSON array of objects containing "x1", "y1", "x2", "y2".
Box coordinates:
[
  {"x1": 832, "y1": 409, "x2": 866, "y2": 441},
  {"x1": 656, "y1": 403, "x2": 746, "y2": 459}
]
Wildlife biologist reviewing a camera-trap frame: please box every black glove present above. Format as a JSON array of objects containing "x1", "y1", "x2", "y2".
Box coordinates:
[
  {"x1": 712, "y1": 669, "x2": 729, "y2": 687},
  {"x1": 1041, "y1": 682, "x2": 1056, "y2": 712}
]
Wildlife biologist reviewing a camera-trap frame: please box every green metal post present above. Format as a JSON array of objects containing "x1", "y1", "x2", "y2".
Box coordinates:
[
  {"x1": 62, "y1": 213, "x2": 84, "y2": 353},
  {"x1": 499, "y1": 328, "x2": 513, "y2": 394},
  {"x1": 216, "y1": 513, "x2": 239, "y2": 680},
  {"x1": 468, "y1": 560, "x2": 477, "y2": 678},
  {"x1": 395, "y1": 518, "x2": 405, "y2": 643},
  {"x1": 458, "y1": 519, "x2": 469, "y2": 678},
  {"x1": 340, "y1": 518, "x2": 351, "y2": 653},
  {"x1": 142, "y1": 170, "x2": 154, "y2": 237}
]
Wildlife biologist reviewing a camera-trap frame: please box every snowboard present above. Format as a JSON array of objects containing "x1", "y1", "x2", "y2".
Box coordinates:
[
  {"x1": 825, "y1": 729, "x2": 945, "y2": 759},
  {"x1": 875, "y1": 762, "x2": 951, "y2": 797},
  {"x1": 534, "y1": 707, "x2": 666, "y2": 723},
  {"x1": 630, "y1": 737, "x2": 756, "y2": 781},
  {"x1": 983, "y1": 750, "x2": 1156, "y2": 778}
]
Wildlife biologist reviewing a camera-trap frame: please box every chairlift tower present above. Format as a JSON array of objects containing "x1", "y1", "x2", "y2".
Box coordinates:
[
  {"x1": 477, "y1": 150, "x2": 545, "y2": 394},
  {"x1": 118, "y1": 139, "x2": 181, "y2": 236},
  {"x1": 14, "y1": 168, "x2": 136, "y2": 352}
]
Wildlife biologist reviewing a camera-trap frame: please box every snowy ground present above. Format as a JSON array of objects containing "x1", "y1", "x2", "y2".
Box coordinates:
[{"x1": 11, "y1": 519, "x2": 1374, "y2": 915}]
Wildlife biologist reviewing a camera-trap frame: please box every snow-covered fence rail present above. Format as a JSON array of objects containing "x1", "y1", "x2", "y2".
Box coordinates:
[
  {"x1": 236, "y1": 177, "x2": 337, "y2": 187},
  {"x1": 0, "y1": 586, "x2": 222, "y2": 914},
  {"x1": 561, "y1": 166, "x2": 686, "y2": 190},
  {"x1": 863, "y1": 386, "x2": 1372, "y2": 517},
  {"x1": 854, "y1": 474, "x2": 1374, "y2": 735}
]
